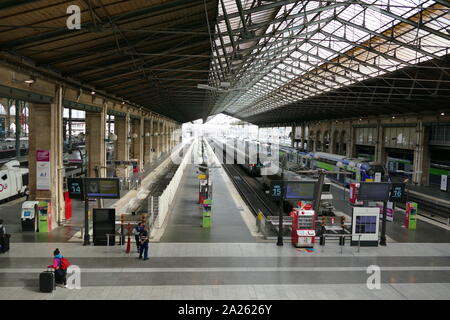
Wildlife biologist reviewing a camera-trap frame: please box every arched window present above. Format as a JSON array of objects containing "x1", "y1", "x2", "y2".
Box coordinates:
[
  {"x1": 9, "y1": 123, "x2": 16, "y2": 134},
  {"x1": 9, "y1": 105, "x2": 16, "y2": 116},
  {"x1": 0, "y1": 104, "x2": 6, "y2": 115}
]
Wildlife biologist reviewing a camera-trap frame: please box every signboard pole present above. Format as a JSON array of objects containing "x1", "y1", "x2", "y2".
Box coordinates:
[
  {"x1": 277, "y1": 200, "x2": 283, "y2": 246},
  {"x1": 83, "y1": 197, "x2": 90, "y2": 246},
  {"x1": 379, "y1": 201, "x2": 387, "y2": 246}
]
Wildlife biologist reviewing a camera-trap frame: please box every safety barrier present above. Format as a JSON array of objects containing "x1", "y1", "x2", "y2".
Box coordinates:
[{"x1": 152, "y1": 141, "x2": 194, "y2": 229}]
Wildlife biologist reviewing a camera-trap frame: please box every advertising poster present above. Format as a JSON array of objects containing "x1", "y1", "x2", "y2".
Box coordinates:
[{"x1": 36, "y1": 150, "x2": 50, "y2": 191}]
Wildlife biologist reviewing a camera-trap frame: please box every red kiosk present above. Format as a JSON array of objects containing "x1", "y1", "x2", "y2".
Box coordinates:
[{"x1": 291, "y1": 202, "x2": 316, "y2": 248}]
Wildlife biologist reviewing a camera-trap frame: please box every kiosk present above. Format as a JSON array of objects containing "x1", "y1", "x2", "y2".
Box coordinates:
[
  {"x1": 291, "y1": 203, "x2": 316, "y2": 248},
  {"x1": 201, "y1": 199, "x2": 212, "y2": 228},
  {"x1": 405, "y1": 202, "x2": 418, "y2": 230},
  {"x1": 21, "y1": 201, "x2": 39, "y2": 231},
  {"x1": 351, "y1": 207, "x2": 380, "y2": 246}
]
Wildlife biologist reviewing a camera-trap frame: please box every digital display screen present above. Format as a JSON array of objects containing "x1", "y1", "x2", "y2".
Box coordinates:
[
  {"x1": 85, "y1": 178, "x2": 120, "y2": 199},
  {"x1": 355, "y1": 216, "x2": 377, "y2": 233},
  {"x1": 285, "y1": 182, "x2": 316, "y2": 200},
  {"x1": 68, "y1": 178, "x2": 84, "y2": 200},
  {"x1": 358, "y1": 182, "x2": 390, "y2": 201},
  {"x1": 389, "y1": 183, "x2": 406, "y2": 202},
  {"x1": 23, "y1": 211, "x2": 31, "y2": 217},
  {"x1": 322, "y1": 183, "x2": 331, "y2": 193}
]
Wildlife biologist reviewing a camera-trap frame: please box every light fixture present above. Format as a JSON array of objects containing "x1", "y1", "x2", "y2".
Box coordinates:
[
  {"x1": 91, "y1": 91, "x2": 96, "y2": 95},
  {"x1": 392, "y1": 116, "x2": 396, "y2": 119},
  {"x1": 131, "y1": 133, "x2": 138, "y2": 139},
  {"x1": 24, "y1": 78, "x2": 35, "y2": 84},
  {"x1": 440, "y1": 112, "x2": 445, "y2": 116},
  {"x1": 145, "y1": 132, "x2": 151, "y2": 137}
]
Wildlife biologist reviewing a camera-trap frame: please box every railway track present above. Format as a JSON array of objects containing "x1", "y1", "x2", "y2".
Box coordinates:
[
  {"x1": 208, "y1": 138, "x2": 277, "y2": 217},
  {"x1": 222, "y1": 164, "x2": 276, "y2": 217}
]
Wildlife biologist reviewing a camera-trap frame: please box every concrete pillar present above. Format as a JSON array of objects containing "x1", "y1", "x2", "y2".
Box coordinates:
[
  {"x1": 300, "y1": 124, "x2": 306, "y2": 150},
  {"x1": 144, "y1": 119, "x2": 152, "y2": 165},
  {"x1": 291, "y1": 125, "x2": 295, "y2": 148},
  {"x1": 29, "y1": 98, "x2": 64, "y2": 230},
  {"x1": 347, "y1": 126, "x2": 356, "y2": 158},
  {"x1": 115, "y1": 115, "x2": 129, "y2": 178},
  {"x1": 374, "y1": 123, "x2": 387, "y2": 165},
  {"x1": 131, "y1": 117, "x2": 144, "y2": 170},
  {"x1": 413, "y1": 120, "x2": 430, "y2": 186},
  {"x1": 152, "y1": 118, "x2": 158, "y2": 160},
  {"x1": 86, "y1": 105, "x2": 107, "y2": 178}
]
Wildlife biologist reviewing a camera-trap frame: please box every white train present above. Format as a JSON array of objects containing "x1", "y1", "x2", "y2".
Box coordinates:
[{"x1": 0, "y1": 160, "x2": 28, "y2": 202}]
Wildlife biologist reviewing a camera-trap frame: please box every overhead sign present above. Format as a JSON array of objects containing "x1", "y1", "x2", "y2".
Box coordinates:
[
  {"x1": 270, "y1": 181, "x2": 285, "y2": 200},
  {"x1": 68, "y1": 178, "x2": 84, "y2": 200},
  {"x1": 389, "y1": 183, "x2": 406, "y2": 202},
  {"x1": 84, "y1": 178, "x2": 120, "y2": 199},
  {"x1": 284, "y1": 181, "x2": 316, "y2": 200}
]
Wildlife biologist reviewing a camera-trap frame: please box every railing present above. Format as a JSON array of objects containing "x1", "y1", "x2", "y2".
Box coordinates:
[{"x1": 152, "y1": 142, "x2": 194, "y2": 229}]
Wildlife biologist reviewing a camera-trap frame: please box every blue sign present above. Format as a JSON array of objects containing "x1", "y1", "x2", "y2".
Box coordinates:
[
  {"x1": 270, "y1": 181, "x2": 285, "y2": 200},
  {"x1": 389, "y1": 183, "x2": 406, "y2": 202}
]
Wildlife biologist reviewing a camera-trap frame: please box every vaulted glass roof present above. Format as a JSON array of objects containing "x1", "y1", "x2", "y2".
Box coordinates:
[{"x1": 205, "y1": 0, "x2": 450, "y2": 124}]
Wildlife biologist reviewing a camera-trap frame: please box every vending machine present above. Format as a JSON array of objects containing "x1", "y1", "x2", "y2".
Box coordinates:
[
  {"x1": 349, "y1": 183, "x2": 363, "y2": 205},
  {"x1": 290, "y1": 203, "x2": 316, "y2": 248},
  {"x1": 405, "y1": 202, "x2": 418, "y2": 230}
]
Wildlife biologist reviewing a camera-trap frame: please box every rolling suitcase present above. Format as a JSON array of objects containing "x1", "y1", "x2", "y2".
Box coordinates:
[
  {"x1": 39, "y1": 269, "x2": 55, "y2": 293},
  {"x1": 0, "y1": 234, "x2": 10, "y2": 253}
]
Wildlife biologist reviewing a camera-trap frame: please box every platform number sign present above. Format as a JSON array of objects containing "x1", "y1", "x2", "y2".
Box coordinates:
[
  {"x1": 270, "y1": 181, "x2": 285, "y2": 200},
  {"x1": 389, "y1": 183, "x2": 406, "y2": 202},
  {"x1": 68, "y1": 178, "x2": 84, "y2": 200}
]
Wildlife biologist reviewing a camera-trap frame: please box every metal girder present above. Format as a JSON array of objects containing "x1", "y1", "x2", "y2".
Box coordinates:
[{"x1": 358, "y1": 2, "x2": 450, "y2": 42}]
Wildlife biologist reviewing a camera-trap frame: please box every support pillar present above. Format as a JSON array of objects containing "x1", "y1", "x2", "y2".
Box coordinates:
[
  {"x1": 131, "y1": 117, "x2": 144, "y2": 170},
  {"x1": 86, "y1": 105, "x2": 107, "y2": 178},
  {"x1": 29, "y1": 98, "x2": 64, "y2": 230},
  {"x1": 346, "y1": 126, "x2": 356, "y2": 158},
  {"x1": 375, "y1": 123, "x2": 387, "y2": 165},
  {"x1": 144, "y1": 119, "x2": 151, "y2": 165},
  {"x1": 152, "y1": 118, "x2": 158, "y2": 160},
  {"x1": 413, "y1": 120, "x2": 430, "y2": 186},
  {"x1": 115, "y1": 115, "x2": 130, "y2": 179}
]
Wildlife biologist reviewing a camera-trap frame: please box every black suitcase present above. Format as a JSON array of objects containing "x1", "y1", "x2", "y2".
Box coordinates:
[
  {"x1": 39, "y1": 269, "x2": 55, "y2": 293},
  {"x1": 0, "y1": 234, "x2": 10, "y2": 253}
]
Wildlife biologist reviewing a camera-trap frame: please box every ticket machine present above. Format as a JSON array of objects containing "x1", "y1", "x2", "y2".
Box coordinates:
[
  {"x1": 290, "y1": 203, "x2": 316, "y2": 248},
  {"x1": 21, "y1": 201, "x2": 39, "y2": 231}
]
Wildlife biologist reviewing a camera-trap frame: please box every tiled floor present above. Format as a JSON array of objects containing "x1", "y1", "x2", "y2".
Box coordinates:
[{"x1": 0, "y1": 242, "x2": 450, "y2": 299}]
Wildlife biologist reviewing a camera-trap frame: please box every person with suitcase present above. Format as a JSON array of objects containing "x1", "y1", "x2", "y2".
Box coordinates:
[{"x1": 47, "y1": 248, "x2": 71, "y2": 288}]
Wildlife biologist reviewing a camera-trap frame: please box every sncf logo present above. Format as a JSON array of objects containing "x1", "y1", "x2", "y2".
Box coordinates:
[{"x1": 0, "y1": 184, "x2": 7, "y2": 192}]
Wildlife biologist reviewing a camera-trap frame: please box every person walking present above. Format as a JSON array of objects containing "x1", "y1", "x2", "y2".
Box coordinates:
[
  {"x1": 132, "y1": 222, "x2": 143, "y2": 253},
  {"x1": 138, "y1": 225, "x2": 149, "y2": 261}
]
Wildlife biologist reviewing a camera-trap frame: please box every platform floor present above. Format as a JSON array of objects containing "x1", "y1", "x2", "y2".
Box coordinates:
[
  {"x1": 160, "y1": 164, "x2": 255, "y2": 243},
  {"x1": 0, "y1": 152, "x2": 171, "y2": 243},
  {"x1": 0, "y1": 242, "x2": 449, "y2": 299},
  {"x1": 408, "y1": 184, "x2": 450, "y2": 203},
  {"x1": 330, "y1": 185, "x2": 450, "y2": 243}
]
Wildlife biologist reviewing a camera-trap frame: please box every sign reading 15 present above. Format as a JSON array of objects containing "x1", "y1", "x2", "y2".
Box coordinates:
[{"x1": 272, "y1": 185, "x2": 282, "y2": 197}]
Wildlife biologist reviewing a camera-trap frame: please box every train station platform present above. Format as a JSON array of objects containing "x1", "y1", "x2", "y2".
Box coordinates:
[
  {"x1": 0, "y1": 241, "x2": 449, "y2": 299},
  {"x1": 0, "y1": 152, "x2": 173, "y2": 244},
  {"x1": 160, "y1": 163, "x2": 255, "y2": 243},
  {"x1": 407, "y1": 184, "x2": 450, "y2": 204},
  {"x1": 329, "y1": 184, "x2": 450, "y2": 243}
]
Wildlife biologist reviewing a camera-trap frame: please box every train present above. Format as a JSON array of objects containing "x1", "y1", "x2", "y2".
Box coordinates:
[
  {"x1": 0, "y1": 160, "x2": 28, "y2": 202},
  {"x1": 0, "y1": 137, "x2": 28, "y2": 159},
  {"x1": 386, "y1": 156, "x2": 450, "y2": 186},
  {"x1": 212, "y1": 137, "x2": 265, "y2": 176}
]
